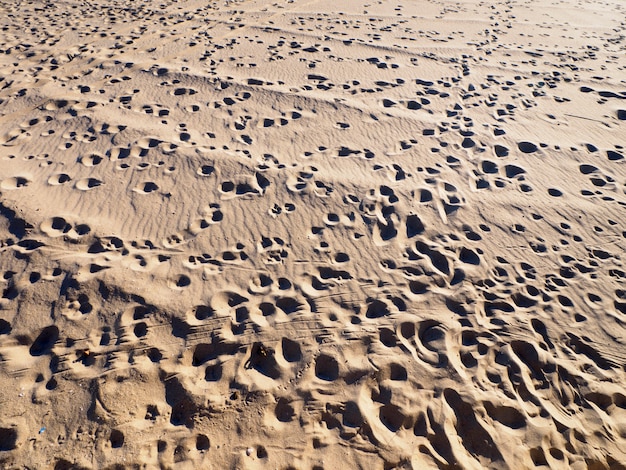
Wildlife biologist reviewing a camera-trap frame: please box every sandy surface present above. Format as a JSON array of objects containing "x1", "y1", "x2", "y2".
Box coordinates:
[{"x1": 1, "y1": 0, "x2": 626, "y2": 468}]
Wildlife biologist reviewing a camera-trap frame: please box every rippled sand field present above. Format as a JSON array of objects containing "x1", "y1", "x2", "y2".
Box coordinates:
[{"x1": 1, "y1": 0, "x2": 626, "y2": 468}]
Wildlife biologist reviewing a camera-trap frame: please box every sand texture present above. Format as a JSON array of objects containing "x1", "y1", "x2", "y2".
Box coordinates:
[{"x1": 1, "y1": 0, "x2": 626, "y2": 468}]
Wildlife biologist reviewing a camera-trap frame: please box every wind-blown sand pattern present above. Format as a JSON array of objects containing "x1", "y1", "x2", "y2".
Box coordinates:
[{"x1": 1, "y1": 0, "x2": 625, "y2": 468}]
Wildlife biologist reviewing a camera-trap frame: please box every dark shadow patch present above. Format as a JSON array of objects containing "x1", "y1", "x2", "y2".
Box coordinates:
[
  {"x1": 245, "y1": 342, "x2": 281, "y2": 379},
  {"x1": 0, "y1": 202, "x2": 33, "y2": 238},
  {"x1": 484, "y1": 402, "x2": 526, "y2": 429},
  {"x1": 415, "y1": 241, "x2": 450, "y2": 275},
  {"x1": 390, "y1": 363, "x2": 407, "y2": 381},
  {"x1": 0, "y1": 427, "x2": 17, "y2": 451},
  {"x1": 494, "y1": 145, "x2": 509, "y2": 157},
  {"x1": 165, "y1": 376, "x2": 198, "y2": 427},
  {"x1": 444, "y1": 389, "x2": 503, "y2": 462},
  {"x1": 30, "y1": 325, "x2": 59, "y2": 356},
  {"x1": 379, "y1": 404, "x2": 405, "y2": 432},
  {"x1": 482, "y1": 160, "x2": 498, "y2": 174},
  {"x1": 379, "y1": 328, "x2": 397, "y2": 347},
  {"x1": 192, "y1": 341, "x2": 238, "y2": 366},
  {"x1": 406, "y1": 214, "x2": 424, "y2": 237},
  {"x1": 0, "y1": 318, "x2": 11, "y2": 335},
  {"x1": 281, "y1": 338, "x2": 302, "y2": 362},
  {"x1": 409, "y1": 280, "x2": 428, "y2": 295},
  {"x1": 566, "y1": 334, "x2": 614, "y2": 369},
  {"x1": 315, "y1": 354, "x2": 339, "y2": 381},
  {"x1": 518, "y1": 141, "x2": 537, "y2": 153},
  {"x1": 459, "y1": 247, "x2": 480, "y2": 265},
  {"x1": 275, "y1": 398, "x2": 295, "y2": 422},
  {"x1": 110, "y1": 429, "x2": 124, "y2": 448},
  {"x1": 171, "y1": 317, "x2": 191, "y2": 338},
  {"x1": 193, "y1": 305, "x2": 214, "y2": 320},
  {"x1": 54, "y1": 460, "x2": 89, "y2": 470},
  {"x1": 366, "y1": 299, "x2": 389, "y2": 318},
  {"x1": 318, "y1": 267, "x2": 352, "y2": 280},
  {"x1": 505, "y1": 165, "x2": 525, "y2": 178},
  {"x1": 204, "y1": 363, "x2": 222, "y2": 381},
  {"x1": 148, "y1": 348, "x2": 163, "y2": 362},
  {"x1": 276, "y1": 297, "x2": 302, "y2": 314},
  {"x1": 512, "y1": 293, "x2": 537, "y2": 308},
  {"x1": 196, "y1": 434, "x2": 210, "y2": 451}
]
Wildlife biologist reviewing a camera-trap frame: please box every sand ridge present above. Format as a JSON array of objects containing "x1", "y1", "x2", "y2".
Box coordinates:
[{"x1": 0, "y1": 0, "x2": 626, "y2": 468}]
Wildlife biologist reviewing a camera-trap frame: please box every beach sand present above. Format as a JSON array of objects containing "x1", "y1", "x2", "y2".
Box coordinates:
[{"x1": 1, "y1": 0, "x2": 626, "y2": 468}]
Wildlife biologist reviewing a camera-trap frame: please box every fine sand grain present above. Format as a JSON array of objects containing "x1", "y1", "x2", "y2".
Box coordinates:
[{"x1": 1, "y1": 0, "x2": 626, "y2": 468}]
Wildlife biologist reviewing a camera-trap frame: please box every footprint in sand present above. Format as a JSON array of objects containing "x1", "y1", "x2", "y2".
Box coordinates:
[
  {"x1": 75, "y1": 178, "x2": 103, "y2": 190},
  {"x1": 1, "y1": 176, "x2": 30, "y2": 190}
]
